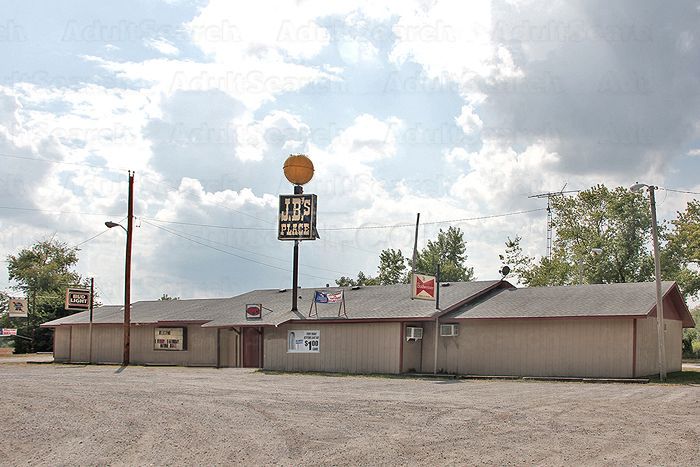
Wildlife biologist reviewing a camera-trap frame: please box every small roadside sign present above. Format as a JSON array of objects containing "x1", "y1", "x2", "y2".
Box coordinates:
[
  {"x1": 1, "y1": 328, "x2": 18, "y2": 336},
  {"x1": 8, "y1": 298, "x2": 28, "y2": 318},
  {"x1": 65, "y1": 288, "x2": 91, "y2": 311}
]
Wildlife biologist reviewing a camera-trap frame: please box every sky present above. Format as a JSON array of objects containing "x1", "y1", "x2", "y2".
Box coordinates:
[{"x1": 1, "y1": 0, "x2": 699, "y2": 304}]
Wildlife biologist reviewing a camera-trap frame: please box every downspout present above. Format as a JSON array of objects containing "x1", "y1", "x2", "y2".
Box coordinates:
[
  {"x1": 433, "y1": 316, "x2": 439, "y2": 375},
  {"x1": 433, "y1": 264, "x2": 440, "y2": 375}
]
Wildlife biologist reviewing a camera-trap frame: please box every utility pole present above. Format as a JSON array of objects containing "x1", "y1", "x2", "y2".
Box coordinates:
[
  {"x1": 124, "y1": 171, "x2": 134, "y2": 365},
  {"x1": 88, "y1": 277, "x2": 94, "y2": 363},
  {"x1": 648, "y1": 186, "x2": 666, "y2": 381}
]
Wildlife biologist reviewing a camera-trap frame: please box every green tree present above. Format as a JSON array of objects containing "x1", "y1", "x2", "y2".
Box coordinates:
[
  {"x1": 159, "y1": 294, "x2": 180, "y2": 301},
  {"x1": 377, "y1": 249, "x2": 408, "y2": 285},
  {"x1": 664, "y1": 200, "x2": 700, "y2": 298},
  {"x1": 6, "y1": 239, "x2": 85, "y2": 353},
  {"x1": 335, "y1": 271, "x2": 379, "y2": 287},
  {"x1": 501, "y1": 185, "x2": 700, "y2": 295},
  {"x1": 503, "y1": 185, "x2": 655, "y2": 286},
  {"x1": 415, "y1": 226, "x2": 475, "y2": 282}
]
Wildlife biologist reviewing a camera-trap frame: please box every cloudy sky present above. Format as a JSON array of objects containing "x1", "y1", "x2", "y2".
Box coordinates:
[{"x1": 1, "y1": 0, "x2": 699, "y2": 304}]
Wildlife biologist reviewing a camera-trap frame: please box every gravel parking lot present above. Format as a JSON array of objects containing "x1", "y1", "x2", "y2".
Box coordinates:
[{"x1": 1, "y1": 363, "x2": 698, "y2": 465}]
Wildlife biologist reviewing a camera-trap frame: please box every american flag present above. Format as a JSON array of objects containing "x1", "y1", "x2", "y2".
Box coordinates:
[{"x1": 314, "y1": 291, "x2": 344, "y2": 303}]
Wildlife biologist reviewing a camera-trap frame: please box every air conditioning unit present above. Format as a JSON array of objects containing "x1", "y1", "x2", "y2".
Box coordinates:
[
  {"x1": 405, "y1": 326, "x2": 423, "y2": 340},
  {"x1": 440, "y1": 324, "x2": 459, "y2": 337}
]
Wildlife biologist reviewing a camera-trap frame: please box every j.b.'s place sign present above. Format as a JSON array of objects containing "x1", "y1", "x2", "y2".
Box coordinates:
[{"x1": 278, "y1": 194, "x2": 317, "y2": 241}]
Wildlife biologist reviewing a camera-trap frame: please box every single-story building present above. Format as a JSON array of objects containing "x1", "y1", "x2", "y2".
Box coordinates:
[{"x1": 41, "y1": 280, "x2": 695, "y2": 378}]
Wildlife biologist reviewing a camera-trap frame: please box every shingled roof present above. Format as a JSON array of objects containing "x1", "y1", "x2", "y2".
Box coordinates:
[
  {"x1": 446, "y1": 281, "x2": 695, "y2": 327},
  {"x1": 41, "y1": 280, "x2": 504, "y2": 328}
]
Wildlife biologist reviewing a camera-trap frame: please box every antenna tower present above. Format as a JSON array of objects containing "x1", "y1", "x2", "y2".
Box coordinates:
[{"x1": 528, "y1": 185, "x2": 580, "y2": 259}]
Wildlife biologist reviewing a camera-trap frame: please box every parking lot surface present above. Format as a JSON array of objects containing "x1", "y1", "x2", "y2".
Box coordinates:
[{"x1": 0, "y1": 364, "x2": 698, "y2": 465}]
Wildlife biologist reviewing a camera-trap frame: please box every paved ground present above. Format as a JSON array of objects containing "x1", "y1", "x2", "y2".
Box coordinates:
[{"x1": 0, "y1": 364, "x2": 698, "y2": 466}]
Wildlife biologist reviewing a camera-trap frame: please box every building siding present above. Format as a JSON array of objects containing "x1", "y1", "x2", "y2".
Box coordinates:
[
  {"x1": 69, "y1": 326, "x2": 90, "y2": 362},
  {"x1": 54, "y1": 326, "x2": 71, "y2": 362},
  {"x1": 130, "y1": 325, "x2": 218, "y2": 366},
  {"x1": 635, "y1": 317, "x2": 683, "y2": 376},
  {"x1": 92, "y1": 326, "x2": 123, "y2": 364},
  {"x1": 420, "y1": 318, "x2": 634, "y2": 378},
  {"x1": 218, "y1": 328, "x2": 241, "y2": 368},
  {"x1": 264, "y1": 322, "x2": 401, "y2": 374},
  {"x1": 401, "y1": 323, "x2": 424, "y2": 373}
]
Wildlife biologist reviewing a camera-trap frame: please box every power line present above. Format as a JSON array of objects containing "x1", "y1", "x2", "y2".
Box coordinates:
[
  {"x1": 142, "y1": 217, "x2": 274, "y2": 231},
  {"x1": 659, "y1": 187, "x2": 700, "y2": 196},
  {"x1": 319, "y1": 208, "x2": 548, "y2": 231},
  {"x1": 141, "y1": 220, "x2": 335, "y2": 282},
  {"x1": 73, "y1": 217, "x2": 127, "y2": 248},
  {"x1": 0, "y1": 152, "x2": 130, "y2": 172},
  {"x1": 144, "y1": 221, "x2": 354, "y2": 277},
  {"x1": 143, "y1": 208, "x2": 547, "y2": 233},
  {"x1": 0, "y1": 205, "x2": 123, "y2": 218}
]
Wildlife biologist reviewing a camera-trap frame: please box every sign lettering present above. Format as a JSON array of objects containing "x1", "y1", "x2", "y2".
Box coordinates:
[
  {"x1": 65, "y1": 288, "x2": 91, "y2": 311},
  {"x1": 287, "y1": 330, "x2": 320, "y2": 353},
  {"x1": 278, "y1": 194, "x2": 317, "y2": 241}
]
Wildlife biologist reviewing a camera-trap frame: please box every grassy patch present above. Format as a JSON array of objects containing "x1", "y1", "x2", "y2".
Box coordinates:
[{"x1": 649, "y1": 371, "x2": 700, "y2": 384}]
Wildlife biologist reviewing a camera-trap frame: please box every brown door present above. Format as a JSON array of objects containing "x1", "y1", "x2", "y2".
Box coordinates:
[{"x1": 242, "y1": 327, "x2": 262, "y2": 368}]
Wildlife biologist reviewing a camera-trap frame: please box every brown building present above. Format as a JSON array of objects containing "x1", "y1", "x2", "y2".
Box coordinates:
[{"x1": 42, "y1": 280, "x2": 694, "y2": 378}]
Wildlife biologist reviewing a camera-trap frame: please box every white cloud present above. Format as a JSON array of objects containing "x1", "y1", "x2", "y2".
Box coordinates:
[
  {"x1": 326, "y1": 114, "x2": 401, "y2": 163},
  {"x1": 144, "y1": 37, "x2": 180, "y2": 56}
]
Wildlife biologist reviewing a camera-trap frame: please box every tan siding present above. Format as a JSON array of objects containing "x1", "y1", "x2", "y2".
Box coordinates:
[
  {"x1": 218, "y1": 329, "x2": 240, "y2": 367},
  {"x1": 130, "y1": 325, "x2": 218, "y2": 366},
  {"x1": 402, "y1": 323, "x2": 424, "y2": 373},
  {"x1": 636, "y1": 317, "x2": 683, "y2": 376},
  {"x1": 92, "y1": 326, "x2": 123, "y2": 363},
  {"x1": 666, "y1": 320, "x2": 682, "y2": 372},
  {"x1": 54, "y1": 327, "x2": 71, "y2": 362},
  {"x1": 264, "y1": 323, "x2": 401, "y2": 374},
  {"x1": 70, "y1": 326, "x2": 90, "y2": 362},
  {"x1": 423, "y1": 319, "x2": 633, "y2": 378}
]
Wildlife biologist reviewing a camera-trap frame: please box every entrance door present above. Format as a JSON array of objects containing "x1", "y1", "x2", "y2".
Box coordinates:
[{"x1": 242, "y1": 327, "x2": 262, "y2": 368}]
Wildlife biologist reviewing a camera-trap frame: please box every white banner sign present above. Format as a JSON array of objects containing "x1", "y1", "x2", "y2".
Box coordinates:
[
  {"x1": 287, "y1": 330, "x2": 320, "y2": 353},
  {"x1": 154, "y1": 327, "x2": 185, "y2": 351},
  {"x1": 1, "y1": 328, "x2": 18, "y2": 336},
  {"x1": 8, "y1": 298, "x2": 28, "y2": 318}
]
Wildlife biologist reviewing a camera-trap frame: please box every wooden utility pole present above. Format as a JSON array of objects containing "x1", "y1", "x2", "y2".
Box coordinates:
[
  {"x1": 648, "y1": 186, "x2": 666, "y2": 381},
  {"x1": 123, "y1": 171, "x2": 134, "y2": 366},
  {"x1": 88, "y1": 277, "x2": 94, "y2": 363}
]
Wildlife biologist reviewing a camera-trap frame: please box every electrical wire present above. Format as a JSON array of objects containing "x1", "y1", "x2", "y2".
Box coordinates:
[
  {"x1": 0, "y1": 205, "x2": 124, "y2": 218},
  {"x1": 142, "y1": 207, "x2": 547, "y2": 232},
  {"x1": 73, "y1": 217, "x2": 128, "y2": 248},
  {"x1": 141, "y1": 220, "x2": 335, "y2": 281},
  {"x1": 659, "y1": 187, "x2": 700, "y2": 196},
  {"x1": 143, "y1": 222, "x2": 354, "y2": 277},
  {"x1": 0, "y1": 152, "x2": 130, "y2": 172}
]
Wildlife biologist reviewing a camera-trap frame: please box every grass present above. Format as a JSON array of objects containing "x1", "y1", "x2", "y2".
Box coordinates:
[{"x1": 649, "y1": 370, "x2": 700, "y2": 385}]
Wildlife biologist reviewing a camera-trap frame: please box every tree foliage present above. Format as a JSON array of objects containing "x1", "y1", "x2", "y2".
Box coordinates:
[
  {"x1": 415, "y1": 226, "x2": 475, "y2": 282},
  {"x1": 5, "y1": 239, "x2": 85, "y2": 352},
  {"x1": 159, "y1": 294, "x2": 180, "y2": 301},
  {"x1": 377, "y1": 249, "x2": 408, "y2": 285},
  {"x1": 335, "y1": 227, "x2": 475, "y2": 286},
  {"x1": 664, "y1": 200, "x2": 700, "y2": 298},
  {"x1": 501, "y1": 185, "x2": 700, "y2": 299}
]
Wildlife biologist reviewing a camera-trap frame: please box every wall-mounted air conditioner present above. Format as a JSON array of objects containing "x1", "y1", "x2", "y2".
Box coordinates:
[
  {"x1": 440, "y1": 324, "x2": 459, "y2": 337},
  {"x1": 405, "y1": 326, "x2": 423, "y2": 340}
]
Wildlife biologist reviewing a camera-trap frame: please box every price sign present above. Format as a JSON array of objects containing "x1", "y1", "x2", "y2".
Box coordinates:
[{"x1": 286, "y1": 330, "x2": 320, "y2": 353}]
